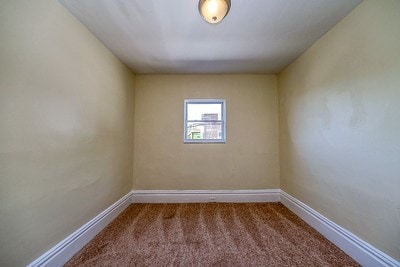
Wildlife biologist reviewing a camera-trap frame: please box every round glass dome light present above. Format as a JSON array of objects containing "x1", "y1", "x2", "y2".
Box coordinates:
[{"x1": 199, "y1": 0, "x2": 231, "y2": 24}]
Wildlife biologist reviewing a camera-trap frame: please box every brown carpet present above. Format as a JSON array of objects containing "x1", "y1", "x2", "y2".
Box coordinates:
[{"x1": 65, "y1": 203, "x2": 359, "y2": 266}]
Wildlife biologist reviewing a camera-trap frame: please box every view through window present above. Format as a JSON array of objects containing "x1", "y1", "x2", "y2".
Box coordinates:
[{"x1": 184, "y1": 99, "x2": 226, "y2": 143}]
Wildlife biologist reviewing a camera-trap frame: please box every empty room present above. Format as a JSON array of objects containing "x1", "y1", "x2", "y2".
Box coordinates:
[{"x1": 0, "y1": 0, "x2": 399, "y2": 266}]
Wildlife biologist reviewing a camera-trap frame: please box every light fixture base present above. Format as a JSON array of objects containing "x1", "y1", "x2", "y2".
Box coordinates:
[{"x1": 198, "y1": 0, "x2": 231, "y2": 24}]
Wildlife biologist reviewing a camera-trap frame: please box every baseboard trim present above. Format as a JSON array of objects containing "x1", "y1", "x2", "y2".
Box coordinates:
[
  {"x1": 280, "y1": 191, "x2": 399, "y2": 267},
  {"x1": 132, "y1": 189, "x2": 281, "y2": 203},
  {"x1": 27, "y1": 190, "x2": 133, "y2": 267},
  {"x1": 28, "y1": 189, "x2": 399, "y2": 267}
]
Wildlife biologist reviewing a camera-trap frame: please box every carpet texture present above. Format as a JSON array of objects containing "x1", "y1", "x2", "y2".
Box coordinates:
[{"x1": 65, "y1": 203, "x2": 359, "y2": 266}]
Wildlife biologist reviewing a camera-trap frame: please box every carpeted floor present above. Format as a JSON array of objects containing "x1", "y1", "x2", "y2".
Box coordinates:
[{"x1": 65, "y1": 203, "x2": 359, "y2": 266}]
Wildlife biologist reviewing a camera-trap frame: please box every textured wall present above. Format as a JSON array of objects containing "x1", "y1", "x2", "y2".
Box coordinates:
[
  {"x1": 278, "y1": 0, "x2": 400, "y2": 260},
  {"x1": 134, "y1": 75, "x2": 279, "y2": 190},
  {"x1": 0, "y1": 0, "x2": 135, "y2": 265}
]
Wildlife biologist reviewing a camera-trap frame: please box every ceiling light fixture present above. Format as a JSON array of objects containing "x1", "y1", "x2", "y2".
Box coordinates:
[{"x1": 199, "y1": 0, "x2": 231, "y2": 24}]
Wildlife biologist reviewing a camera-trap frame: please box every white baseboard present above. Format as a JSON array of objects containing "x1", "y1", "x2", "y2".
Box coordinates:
[
  {"x1": 27, "y1": 191, "x2": 133, "y2": 267},
  {"x1": 280, "y1": 191, "x2": 400, "y2": 267},
  {"x1": 132, "y1": 189, "x2": 281, "y2": 203},
  {"x1": 28, "y1": 189, "x2": 399, "y2": 267}
]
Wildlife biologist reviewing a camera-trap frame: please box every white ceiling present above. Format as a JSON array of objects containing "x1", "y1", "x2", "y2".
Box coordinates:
[{"x1": 58, "y1": 0, "x2": 362, "y2": 74}]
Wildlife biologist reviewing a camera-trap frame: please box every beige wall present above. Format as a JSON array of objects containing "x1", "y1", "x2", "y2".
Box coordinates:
[
  {"x1": 0, "y1": 0, "x2": 135, "y2": 266},
  {"x1": 133, "y1": 75, "x2": 279, "y2": 190},
  {"x1": 278, "y1": 0, "x2": 400, "y2": 260}
]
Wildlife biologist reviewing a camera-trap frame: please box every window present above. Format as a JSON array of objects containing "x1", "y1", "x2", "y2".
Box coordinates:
[{"x1": 184, "y1": 99, "x2": 226, "y2": 143}]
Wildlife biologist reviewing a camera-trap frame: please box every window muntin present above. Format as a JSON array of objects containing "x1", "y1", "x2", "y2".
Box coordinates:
[{"x1": 184, "y1": 99, "x2": 226, "y2": 143}]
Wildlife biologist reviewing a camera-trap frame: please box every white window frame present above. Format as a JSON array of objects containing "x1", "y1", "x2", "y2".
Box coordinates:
[{"x1": 184, "y1": 99, "x2": 226, "y2": 144}]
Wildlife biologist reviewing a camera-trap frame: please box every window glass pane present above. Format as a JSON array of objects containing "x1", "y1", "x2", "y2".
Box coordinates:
[
  {"x1": 186, "y1": 122, "x2": 223, "y2": 140},
  {"x1": 187, "y1": 103, "x2": 222, "y2": 121},
  {"x1": 184, "y1": 99, "x2": 226, "y2": 143}
]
